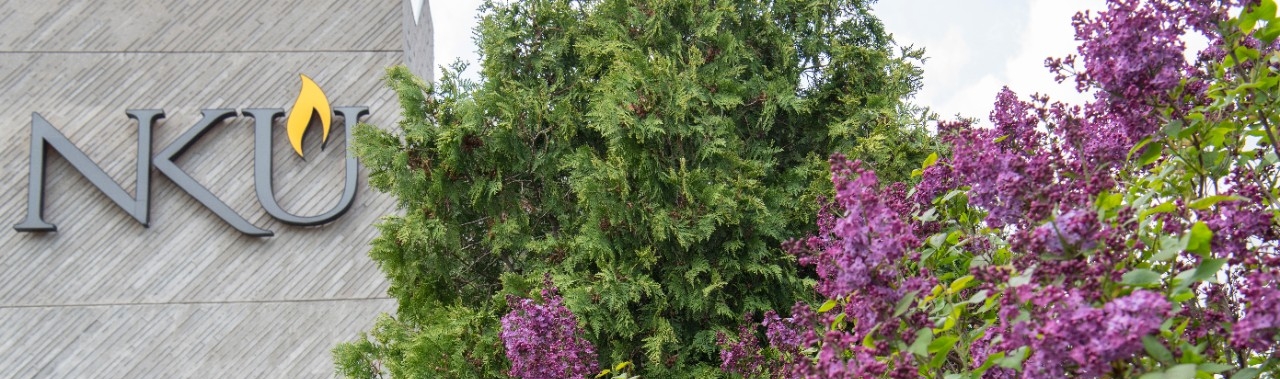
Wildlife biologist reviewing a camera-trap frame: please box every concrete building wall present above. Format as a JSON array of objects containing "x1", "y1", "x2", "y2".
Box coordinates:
[{"x1": 0, "y1": 0, "x2": 424, "y2": 377}]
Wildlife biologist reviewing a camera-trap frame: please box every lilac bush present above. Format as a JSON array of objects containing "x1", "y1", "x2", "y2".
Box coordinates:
[
  {"x1": 720, "y1": 0, "x2": 1280, "y2": 377},
  {"x1": 500, "y1": 277, "x2": 599, "y2": 379}
]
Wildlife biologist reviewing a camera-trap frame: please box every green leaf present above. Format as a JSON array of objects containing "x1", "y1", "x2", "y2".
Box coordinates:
[
  {"x1": 818, "y1": 299, "x2": 838, "y2": 313},
  {"x1": 1164, "y1": 364, "x2": 1196, "y2": 379},
  {"x1": 1152, "y1": 235, "x2": 1187, "y2": 262},
  {"x1": 997, "y1": 347, "x2": 1028, "y2": 369},
  {"x1": 893, "y1": 290, "x2": 920, "y2": 317},
  {"x1": 1231, "y1": 367, "x2": 1262, "y2": 379},
  {"x1": 1178, "y1": 341, "x2": 1204, "y2": 363},
  {"x1": 1260, "y1": 2, "x2": 1280, "y2": 43},
  {"x1": 928, "y1": 233, "x2": 947, "y2": 249},
  {"x1": 966, "y1": 289, "x2": 990, "y2": 305},
  {"x1": 977, "y1": 292, "x2": 1001, "y2": 313},
  {"x1": 948, "y1": 275, "x2": 975, "y2": 294},
  {"x1": 1122, "y1": 269, "x2": 1162, "y2": 287},
  {"x1": 1098, "y1": 192, "x2": 1124, "y2": 211},
  {"x1": 939, "y1": 190, "x2": 966, "y2": 203},
  {"x1": 1138, "y1": 202, "x2": 1177, "y2": 220},
  {"x1": 1129, "y1": 136, "x2": 1154, "y2": 159},
  {"x1": 862, "y1": 324, "x2": 880, "y2": 349},
  {"x1": 927, "y1": 335, "x2": 959, "y2": 354},
  {"x1": 1173, "y1": 318, "x2": 1190, "y2": 336},
  {"x1": 1236, "y1": 46, "x2": 1262, "y2": 62},
  {"x1": 1188, "y1": 258, "x2": 1227, "y2": 284},
  {"x1": 1240, "y1": 0, "x2": 1275, "y2": 32},
  {"x1": 908, "y1": 328, "x2": 933, "y2": 357},
  {"x1": 935, "y1": 306, "x2": 962, "y2": 332},
  {"x1": 972, "y1": 351, "x2": 1005, "y2": 376},
  {"x1": 1186, "y1": 222, "x2": 1214, "y2": 254},
  {"x1": 1242, "y1": 15, "x2": 1260, "y2": 34},
  {"x1": 1163, "y1": 120, "x2": 1185, "y2": 138},
  {"x1": 993, "y1": 134, "x2": 1009, "y2": 143},
  {"x1": 1009, "y1": 266, "x2": 1035, "y2": 287},
  {"x1": 1138, "y1": 140, "x2": 1164, "y2": 166},
  {"x1": 1198, "y1": 363, "x2": 1234, "y2": 374},
  {"x1": 1143, "y1": 335, "x2": 1174, "y2": 364},
  {"x1": 1171, "y1": 287, "x2": 1195, "y2": 303},
  {"x1": 922, "y1": 152, "x2": 939, "y2": 169},
  {"x1": 1188, "y1": 195, "x2": 1244, "y2": 210},
  {"x1": 918, "y1": 207, "x2": 938, "y2": 222}
]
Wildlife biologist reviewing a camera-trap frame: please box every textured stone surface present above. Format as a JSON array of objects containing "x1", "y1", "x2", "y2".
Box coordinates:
[
  {"x1": 0, "y1": 0, "x2": 413, "y2": 377},
  {"x1": 0, "y1": 299, "x2": 391, "y2": 378},
  {"x1": 403, "y1": 0, "x2": 434, "y2": 81},
  {"x1": 0, "y1": 0, "x2": 399, "y2": 52}
]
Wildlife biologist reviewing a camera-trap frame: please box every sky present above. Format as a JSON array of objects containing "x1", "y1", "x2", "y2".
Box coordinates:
[
  {"x1": 875, "y1": 0, "x2": 1105, "y2": 120},
  {"x1": 428, "y1": 0, "x2": 1107, "y2": 121}
]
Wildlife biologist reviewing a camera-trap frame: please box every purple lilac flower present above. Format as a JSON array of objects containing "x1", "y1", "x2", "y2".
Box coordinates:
[
  {"x1": 1097, "y1": 290, "x2": 1172, "y2": 363},
  {"x1": 767, "y1": 155, "x2": 927, "y2": 377},
  {"x1": 720, "y1": 1, "x2": 1272, "y2": 376},
  {"x1": 1232, "y1": 272, "x2": 1280, "y2": 352},
  {"x1": 500, "y1": 278, "x2": 599, "y2": 379},
  {"x1": 996, "y1": 287, "x2": 1170, "y2": 378},
  {"x1": 817, "y1": 155, "x2": 919, "y2": 299},
  {"x1": 1205, "y1": 170, "x2": 1279, "y2": 265},
  {"x1": 763, "y1": 303, "x2": 817, "y2": 354},
  {"x1": 1055, "y1": 0, "x2": 1234, "y2": 142},
  {"x1": 718, "y1": 314, "x2": 764, "y2": 377},
  {"x1": 970, "y1": 333, "x2": 1016, "y2": 379},
  {"x1": 1029, "y1": 209, "x2": 1100, "y2": 255}
]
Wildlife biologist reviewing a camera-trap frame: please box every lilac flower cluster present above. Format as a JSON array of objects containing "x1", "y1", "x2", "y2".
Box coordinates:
[
  {"x1": 1028, "y1": 209, "x2": 1100, "y2": 255},
  {"x1": 1232, "y1": 271, "x2": 1280, "y2": 351},
  {"x1": 500, "y1": 278, "x2": 599, "y2": 379},
  {"x1": 999, "y1": 288, "x2": 1170, "y2": 378},
  {"x1": 718, "y1": 313, "x2": 767, "y2": 377},
  {"x1": 719, "y1": 1, "x2": 1280, "y2": 377},
  {"x1": 940, "y1": 88, "x2": 1124, "y2": 231},
  {"x1": 1211, "y1": 174, "x2": 1280, "y2": 352},
  {"x1": 718, "y1": 304, "x2": 822, "y2": 377},
  {"x1": 1050, "y1": 0, "x2": 1232, "y2": 142},
  {"x1": 1205, "y1": 171, "x2": 1279, "y2": 265},
  {"x1": 762, "y1": 303, "x2": 816, "y2": 355},
  {"x1": 808, "y1": 155, "x2": 920, "y2": 300},
  {"x1": 731, "y1": 156, "x2": 929, "y2": 377}
]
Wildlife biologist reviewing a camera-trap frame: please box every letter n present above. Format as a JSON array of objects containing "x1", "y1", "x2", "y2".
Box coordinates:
[{"x1": 14, "y1": 110, "x2": 164, "y2": 232}]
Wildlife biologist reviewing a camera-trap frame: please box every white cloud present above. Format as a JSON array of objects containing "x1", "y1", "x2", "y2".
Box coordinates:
[
  {"x1": 917, "y1": 0, "x2": 1105, "y2": 122},
  {"x1": 430, "y1": 0, "x2": 485, "y2": 81},
  {"x1": 1001, "y1": 0, "x2": 1105, "y2": 108},
  {"x1": 427, "y1": 0, "x2": 1114, "y2": 123},
  {"x1": 936, "y1": 74, "x2": 1005, "y2": 121},
  {"x1": 875, "y1": 1, "x2": 1031, "y2": 121},
  {"x1": 912, "y1": 27, "x2": 972, "y2": 117}
]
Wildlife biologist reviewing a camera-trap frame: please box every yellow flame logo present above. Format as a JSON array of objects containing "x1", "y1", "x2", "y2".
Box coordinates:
[{"x1": 286, "y1": 74, "x2": 333, "y2": 158}]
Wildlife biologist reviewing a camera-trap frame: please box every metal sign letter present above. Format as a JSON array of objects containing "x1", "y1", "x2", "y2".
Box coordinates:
[
  {"x1": 152, "y1": 109, "x2": 273, "y2": 236},
  {"x1": 243, "y1": 107, "x2": 364, "y2": 226},
  {"x1": 14, "y1": 110, "x2": 163, "y2": 232}
]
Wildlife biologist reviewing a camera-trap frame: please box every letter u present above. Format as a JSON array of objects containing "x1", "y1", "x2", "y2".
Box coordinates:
[{"x1": 241, "y1": 107, "x2": 365, "y2": 226}]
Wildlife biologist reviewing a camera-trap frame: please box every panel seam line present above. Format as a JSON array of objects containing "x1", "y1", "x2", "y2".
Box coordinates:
[
  {"x1": 0, "y1": 50, "x2": 401, "y2": 54},
  {"x1": 0, "y1": 297, "x2": 394, "y2": 309}
]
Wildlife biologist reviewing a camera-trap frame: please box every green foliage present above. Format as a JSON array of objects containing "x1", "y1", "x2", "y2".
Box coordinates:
[{"x1": 335, "y1": 0, "x2": 938, "y2": 377}]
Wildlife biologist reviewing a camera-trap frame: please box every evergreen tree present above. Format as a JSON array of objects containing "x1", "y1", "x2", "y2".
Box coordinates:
[{"x1": 334, "y1": 0, "x2": 938, "y2": 377}]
